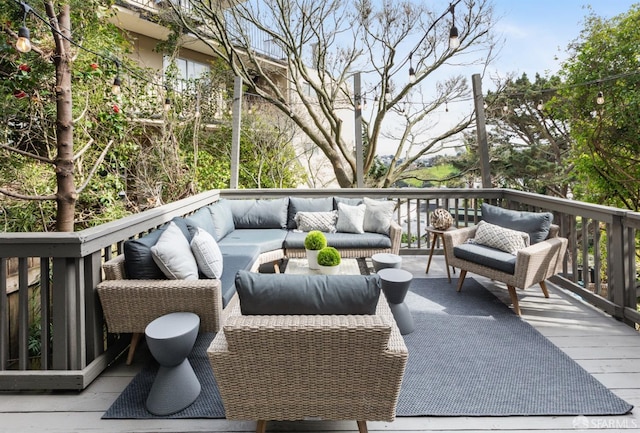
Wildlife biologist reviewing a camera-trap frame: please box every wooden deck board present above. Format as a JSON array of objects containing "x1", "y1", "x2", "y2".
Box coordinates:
[{"x1": 0, "y1": 255, "x2": 638, "y2": 433}]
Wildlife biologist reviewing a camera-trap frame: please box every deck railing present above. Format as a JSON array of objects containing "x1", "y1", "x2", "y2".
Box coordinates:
[{"x1": 0, "y1": 188, "x2": 638, "y2": 390}]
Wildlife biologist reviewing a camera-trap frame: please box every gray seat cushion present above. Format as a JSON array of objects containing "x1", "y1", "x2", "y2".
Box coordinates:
[
  {"x1": 184, "y1": 207, "x2": 217, "y2": 239},
  {"x1": 481, "y1": 203, "x2": 553, "y2": 244},
  {"x1": 219, "y1": 245, "x2": 261, "y2": 307},
  {"x1": 235, "y1": 271, "x2": 381, "y2": 315},
  {"x1": 453, "y1": 243, "x2": 516, "y2": 275},
  {"x1": 218, "y1": 229, "x2": 288, "y2": 253},
  {"x1": 284, "y1": 231, "x2": 392, "y2": 250}
]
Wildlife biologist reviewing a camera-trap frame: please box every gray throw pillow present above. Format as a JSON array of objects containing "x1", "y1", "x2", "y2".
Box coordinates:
[
  {"x1": 150, "y1": 221, "x2": 199, "y2": 280},
  {"x1": 481, "y1": 203, "x2": 553, "y2": 244},
  {"x1": 336, "y1": 203, "x2": 366, "y2": 234},
  {"x1": 235, "y1": 270, "x2": 380, "y2": 315},
  {"x1": 363, "y1": 197, "x2": 395, "y2": 235}
]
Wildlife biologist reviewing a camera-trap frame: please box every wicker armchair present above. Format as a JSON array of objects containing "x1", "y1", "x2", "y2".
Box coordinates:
[
  {"x1": 208, "y1": 296, "x2": 408, "y2": 433},
  {"x1": 96, "y1": 254, "x2": 224, "y2": 364},
  {"x1": 443, "y1": 224, "x2": 568, "y2": 315}
]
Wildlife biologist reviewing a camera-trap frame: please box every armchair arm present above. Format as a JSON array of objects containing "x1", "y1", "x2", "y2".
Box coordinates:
[
  {"x1": 442, "y1": 226, "x2": 477, "y2": 261},
  {"x1": 96, "y1": 278, "x2": 223, "y2": 333},
  {"x1": 389, "y1": 220, "x2": 402, "y2": 255},
  {"x1": 514, "y1": 236, "x2": 568, "y2": 290}
]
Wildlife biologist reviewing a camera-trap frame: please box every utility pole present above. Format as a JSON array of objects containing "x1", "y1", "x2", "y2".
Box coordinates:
[
  {"x1": 354, "y1": 72, "x2": 364, "y2": 188},
  {"x1": 472, "y1": 73, "x2": 491, "y2": 188},
  {"x1": 230, "y1": 76, "x2": 242, "y2": 189}
]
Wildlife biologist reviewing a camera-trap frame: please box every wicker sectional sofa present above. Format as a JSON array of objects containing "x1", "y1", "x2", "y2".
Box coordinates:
[{"x1": 96, "y1": 196, "x2": 402, "y2": 363}]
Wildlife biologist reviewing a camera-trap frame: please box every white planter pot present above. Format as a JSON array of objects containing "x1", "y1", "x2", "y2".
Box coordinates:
[
  {"x1": 318, "y1": 264, "x2": 340, "y2": 275},
  {"x1": 306, "y1": 249, "x2": 320, "y2": 270}
]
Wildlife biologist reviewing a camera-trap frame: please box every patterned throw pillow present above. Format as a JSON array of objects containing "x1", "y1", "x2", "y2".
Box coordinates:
[
  {"x1": 294, "y1": 211, "x2": 338, "y2": 233},
  {"x1": 190, "y1": 227, "x2": 224, "y2": 279},
  {"x1": 470, "y1": 220, "x2": 530, "y2": 255}
]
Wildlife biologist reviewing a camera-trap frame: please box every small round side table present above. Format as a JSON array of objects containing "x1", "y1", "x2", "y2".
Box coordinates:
[
  {"x1": 371, "y1": 252, "x2": 402, "y2": 272},
  {"x1": 425, "y1": 225, "x2": 457, "y2": 283},
  {"x1": 145, "y1": 312, "x2": 201, "y2": 415},
  {"x1": 378, "y1": 268, "x2": 415, "y2": 335}
]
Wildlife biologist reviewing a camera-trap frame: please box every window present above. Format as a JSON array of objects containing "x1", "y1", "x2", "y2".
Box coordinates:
[{"x1": 164, "y1": 57, "x2": 210, "y2": 93}]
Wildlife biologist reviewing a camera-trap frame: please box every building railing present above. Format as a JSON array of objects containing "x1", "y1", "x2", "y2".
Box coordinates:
[{"x1": 0, "y1": 188, "x2": 637, "y2": 390}]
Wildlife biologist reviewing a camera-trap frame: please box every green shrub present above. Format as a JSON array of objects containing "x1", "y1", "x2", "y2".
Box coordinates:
[
  {"x1": 317, "y1": 247, "x2": 341, "y2": 266},
  {"x1": 304, "y1": 230, "x2": 327, "y2": 250}
]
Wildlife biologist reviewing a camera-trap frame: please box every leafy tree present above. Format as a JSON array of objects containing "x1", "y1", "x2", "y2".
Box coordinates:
[
  {"x1": 0, "y1": 0, "x2": 133, "y2": 231},
  {"x1": 556, "y1": 5, "x2": 640, "y2": 210},
  {"x1": 163, "y1": 0, "x2": 498, "y2": 187}
]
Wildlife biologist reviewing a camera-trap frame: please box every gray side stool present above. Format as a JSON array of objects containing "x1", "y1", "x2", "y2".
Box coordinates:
[
  {"x1": 378, "y1": 268, "x2": 415, "y2": 335},
  {"x1": 372, "y1": 253, "x2": 402, "y2": 272},
  {"x1": 145, "y1": 312, "x2": 201, "y2": 415}
]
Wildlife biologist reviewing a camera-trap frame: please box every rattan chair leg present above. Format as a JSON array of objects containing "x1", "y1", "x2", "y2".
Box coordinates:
[
  {"x1": 539, "y1": 280, "x2": 550, "y2": 298},
  {"x1": 126, "y1": 332, "x2": 142, "y2": 365},
  {"x1": 357, "y1": 420, "x2": 368, "y2": 433},
  {"x1": 456, "y1": 270, "x2": 467, "y2": 292},
  {"x1": 507, "y1": 285, "x2": 521, "y2": 316},
  {"x1": 256, "y1": 420, "x2": 267, "y2": 433}
]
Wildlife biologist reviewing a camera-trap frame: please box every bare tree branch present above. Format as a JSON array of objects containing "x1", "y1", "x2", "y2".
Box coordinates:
[{"x1": 0, "y1": 143, "x2": 54, "y2": 164}]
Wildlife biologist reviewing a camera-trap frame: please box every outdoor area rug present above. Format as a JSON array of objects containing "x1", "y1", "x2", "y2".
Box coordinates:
[{"x1": 103, "y1": 277, "x2": 633, "y2": 419}]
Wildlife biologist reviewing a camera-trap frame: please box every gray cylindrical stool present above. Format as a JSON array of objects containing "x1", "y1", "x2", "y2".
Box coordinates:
[
  {"x1": 145, "y1": 312, "x2": 201, "y2": 415},
  {"x1": 378, "y1": 268, "x2": 415, "y2": 335},
  {"x1": 372, "y1": 253, "x2": 402, "y2": 272}
]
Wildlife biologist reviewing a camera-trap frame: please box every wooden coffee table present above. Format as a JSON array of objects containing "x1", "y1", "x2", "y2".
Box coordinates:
[{"x1": 284, "y1": 258, "x2": 363, "y2": 275}]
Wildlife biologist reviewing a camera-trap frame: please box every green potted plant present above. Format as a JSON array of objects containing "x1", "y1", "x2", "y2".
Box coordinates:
[
  {"x1": 304, "y1": 230, "x2": 327, "y2": 270},
  {"x1": 316, "y1": 246, "x2": 341, "y2": 275}
]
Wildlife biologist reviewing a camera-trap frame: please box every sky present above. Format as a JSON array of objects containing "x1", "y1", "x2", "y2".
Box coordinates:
[
  {"x1": 488, "y1": 0, "x2": 637, "y2": 80},
  {"x1": 376, "y1": 0, "x2": 638, "y2": 156}
]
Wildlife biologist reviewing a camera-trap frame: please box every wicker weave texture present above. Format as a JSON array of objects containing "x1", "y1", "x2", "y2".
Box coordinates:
[
  {"x1": 208, "y1": 298, "x2": 407, "y2": 422},
  {"x1": 96, "y1": 278, "x2": 223, "y2": 333},
  {"x1": 443, "y1": 224, "x2": 568, "y2": 290}
]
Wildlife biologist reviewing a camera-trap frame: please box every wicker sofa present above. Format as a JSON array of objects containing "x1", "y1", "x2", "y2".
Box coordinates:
[
  {"x1": 97, "y1": 196, "x2": 402, "y2": 364},
  {"x1": 208, "y1": 272, "x2": 408, "y2": 433}
]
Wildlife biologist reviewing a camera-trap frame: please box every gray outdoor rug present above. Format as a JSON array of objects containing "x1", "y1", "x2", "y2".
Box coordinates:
[{"x1": 102, "y1": 277, "x2": 633, "y2": 419}]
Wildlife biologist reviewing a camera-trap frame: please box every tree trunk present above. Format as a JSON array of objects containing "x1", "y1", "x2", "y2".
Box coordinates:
[{"x1": 48, "y1": 3, "x2": 76, "y2": 232}]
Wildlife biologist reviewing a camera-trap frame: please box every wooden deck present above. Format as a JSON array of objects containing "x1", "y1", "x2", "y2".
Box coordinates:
[{"x1": 1, "y1": 255, "x2": 639, "y2": 433}]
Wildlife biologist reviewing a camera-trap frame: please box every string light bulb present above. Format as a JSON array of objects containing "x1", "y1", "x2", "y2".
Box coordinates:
[
  {"x1": 15, "y1": 3, "x2": 32, "y2": 53},
  {"x1": 596, "y1": 91, "x2": 605, "y2": 105},
  {"x1": 16, "y1": 26, "x2": 31, "y2": 53},
  {"x1": 448, "y1": 3, "x2": 460, "y2": 50},
  {"x1": 111, "y1": 76, "x2": 121, "y2": 95},
  {"x1": 164, "y1": 97, "x2": 171, "y2": 112},
  {"x1": 408, "y1": 53, "x2": 416, "y2": 83},
  {"x1": 537, "y1": 100, "x2": 544, "y2": 110}
]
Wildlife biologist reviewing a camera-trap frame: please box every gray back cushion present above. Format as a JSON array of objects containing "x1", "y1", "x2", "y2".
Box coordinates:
[
  {"x1": 235, "y1": 270, "x2": 380, "y2": 315},
  {"x1": 184, "y1": 207, "x2": 217, "y2": 239},
  {"x1": 287, "y1": 197, "x2": 334, "y2": 229},
  {"x1": 123, "y1": 217, "x2": 190, "y2": 279},
  {"x1": 229, "y1": 198, "x2": 289, "y2": 229},
  {"x1": 208, "y1": 200, "x2": 235, "y2": 241},
  {"x1": 481, "y1": 203, "x2": 553, "y2": 244}
]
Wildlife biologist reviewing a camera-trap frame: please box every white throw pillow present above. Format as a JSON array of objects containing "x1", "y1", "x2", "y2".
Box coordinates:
[
  {"x1": 190, "y1": 227, "x2": 224, "y2": 279},
  {"x1": 336, "y1": 203, "x2": 366, "y2": 234},
  {"x1": 150, "y1": 221, "x2": 199, "y2": 280},
  {"x1": 363, "y1": 197, "x2": 395, "y2": 234},
  {"x1": 294, "y1": 210, "x2": 338, "y2": 233},
  {"x1": 471, "y1": 220, "x2": 530, "y2": 255}
]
